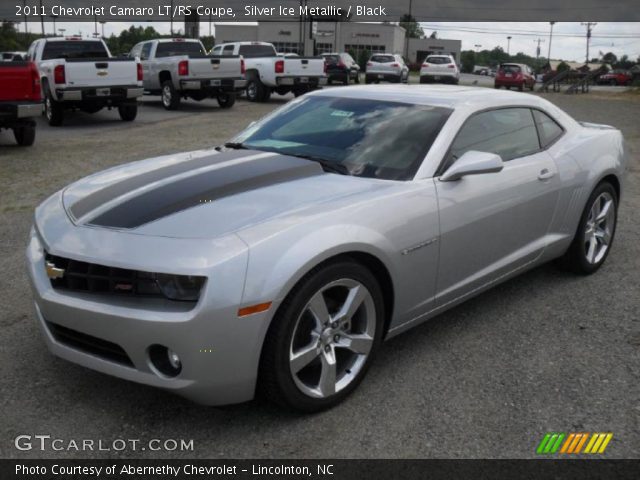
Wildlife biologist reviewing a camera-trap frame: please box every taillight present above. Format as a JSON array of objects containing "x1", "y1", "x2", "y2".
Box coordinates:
[
  {"x1": 390, "y1": 63, "x2": 399, "y2": 67},
  {"x1": 275, "y1": 59, "x2": 284, "y2": 74},
  {"x1": 54, "y1": 65, "x2": 65, "y2": 84},
  {"x1": 366, "y1": 62, "x2": 373, "y2": 67},
  {"x1": 422, "y1": 64, "x2": 428, "y2": 67},
  {"x1": 240, "y1": 58, "x2": 245, "y2": 75},
  {"x1": 323, "y1": 61, "x2": 327, "y2": 74},
  {"x1": 136, "y1": 62, "x2": 143, "y2": 81},
  {"x1": 448, "y1": 64, "x2": 455, "y2": 69},
  {"x1": 30, "y1": 62, "x2": 41, "y2": 100},
  {"x1": 178, "y1": 60, "x2": 189, "y2": 76}
]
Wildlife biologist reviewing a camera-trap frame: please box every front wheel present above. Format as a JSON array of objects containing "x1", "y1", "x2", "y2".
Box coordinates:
[
  {"x1": 559, "y1": 182, "x2": 618, "y2": 274},
  {"x1": 161, "y1": 81, "x2": 181, "y2": 110},
  {"x1": 259, "y1": 260, "x2": 384, "y2": 412},
  {"x1": 118, "y1": 103, "x2": 138, "y2": 121},
  {"x1": 217, "y1": 92, "x2": 236, "y2": 109},
  {"x1": 13, "y1": 125, "x2": 36, "y2": 146}
]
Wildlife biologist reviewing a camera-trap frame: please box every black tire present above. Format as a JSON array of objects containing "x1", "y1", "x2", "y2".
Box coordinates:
[
  {"x1": 494, "y1": 84, "x2": 500, "y2": 89},
  {"x1": 246, "y1": 75, "x2": 268, "y2": 102},
  {"x1": 365, "y1": 76, "x2": 372, "y2": 84},
  {"x1": 44, "y1": 92, "x2": 64, "y2": 126},
  {"x1": 161, "y1": 80, "x2": 181, "y2": 110},
  {"x1": 420, "y1": 76, "x2": 428, "y2": 84},
  {"x1": 13, "y1": 125, "x2": 36, "y2": 146},
  {"x1": 354, "y1": 73, "x2": 360, "y2": 84},
  {"x1": 344, "y1": 74, "x2": 350, "y2": 86},
  {"x1": 118, "y1": 103, "x2": 137, "y2": 121},
  {"x1": 217, "y1": 91, "x2": 236, "y2": 109},
  {"x1": 559, "y1": 182, "x2": 618, "y2": 275},
  {"x1": 259, "y1": 259, "x2": 385, "y2": 412}
]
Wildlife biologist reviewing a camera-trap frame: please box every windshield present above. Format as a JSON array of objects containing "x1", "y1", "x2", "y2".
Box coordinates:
[
  {"x1": 230, "y1": 96, "x2": 452, "y2": 181},
  {"x1": 155, "y1": 41, "x2": 205, "y2": 57},
  {"x1": 42, "y1": 41, "x2": 109, "y2": 60}
]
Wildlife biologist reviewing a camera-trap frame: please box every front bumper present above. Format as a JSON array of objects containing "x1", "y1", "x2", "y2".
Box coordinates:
[
  {"x1": 56, "y1": 85, "x2": 143, "y2": 102},
  {"x1": 25, "y1": 194, "x2": 274, "y2": 405},
  {"x1": 180, "y1": 78, "x2": 246, "y2": 91}
]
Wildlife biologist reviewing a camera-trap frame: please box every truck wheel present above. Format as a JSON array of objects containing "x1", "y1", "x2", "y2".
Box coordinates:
[
  {"x1": 13, "y1": 125, "x2": 36, "y2": 147},
  {"x1": 44, "y1": 93, "x2": 64, "y2": 127},
  {"x1": 217, "y1": 92, "x2": 236, "y2": 109},
  {"x1": 161, "y1": 81, "x2": 181, "y2": 110},
  {"x1": 246, "y1": 77, "x2": 268, "y2": 102},
  {"x1": 118, "y1": 103, "x2": 138, "y2": 121}
]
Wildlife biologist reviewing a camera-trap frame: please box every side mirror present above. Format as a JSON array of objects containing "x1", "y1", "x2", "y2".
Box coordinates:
[{"x1": 440, "y1": 151, "x2": 504, "y2": 182}]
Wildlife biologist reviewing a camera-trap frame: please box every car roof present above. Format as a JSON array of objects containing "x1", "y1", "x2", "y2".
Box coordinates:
[
  {"x1": 155, "y1": 38, "x2": 201, "y2": 43},
  {"x1": 309, "y1": 85, "x2": 551, "y2": 110}
]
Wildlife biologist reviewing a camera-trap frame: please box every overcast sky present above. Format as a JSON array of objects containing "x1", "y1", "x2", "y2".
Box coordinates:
[{"x1": 19, "y1": 21, "x2": 640, "y2": 62}]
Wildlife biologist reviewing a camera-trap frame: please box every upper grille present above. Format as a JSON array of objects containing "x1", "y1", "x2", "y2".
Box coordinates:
[{"x1": 45, "y1": 252, "x2": 165, "y2": 299}]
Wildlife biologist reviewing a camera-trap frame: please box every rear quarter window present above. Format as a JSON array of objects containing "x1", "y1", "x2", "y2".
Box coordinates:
[{"x1": 533, "y1": 110, "x2": 564, "y2": 148}]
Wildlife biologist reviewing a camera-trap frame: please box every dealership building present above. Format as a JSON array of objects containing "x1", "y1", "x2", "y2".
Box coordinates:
[{"x1": 214, "y1": 22, "x2": 461, "y2": 63}]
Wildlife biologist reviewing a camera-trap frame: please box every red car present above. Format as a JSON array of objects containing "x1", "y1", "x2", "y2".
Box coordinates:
[
  {"x1": 0, "y1": 60, "x2": 42, "y2": 146},
  {"x1": 494, "y1": 63, "x2": 536, "y2": 91},
  {"x1": 598, "y1": 70, "x2": 633, "y2": 86}
]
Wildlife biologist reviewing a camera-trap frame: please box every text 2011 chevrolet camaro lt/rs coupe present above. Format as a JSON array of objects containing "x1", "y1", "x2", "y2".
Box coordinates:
[{"x1": 27, "y1": 86, "x2": 627, "y2": 411}]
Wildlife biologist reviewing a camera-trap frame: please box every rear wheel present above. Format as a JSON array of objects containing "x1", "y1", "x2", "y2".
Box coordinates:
[
  {"x1": 118, "y1": 103, "x2": 138, "y2": 121},
  {"x1": 13, "y1": 125, "x2": 36, "y2": 146},
  {"x1": 354, "y1": 73, "x2": 360, "y2": 84},
  {"x1": 559, "y1": 182, "x2": 618, "y2": 274},
  {"x1": 217, "y1": 92, "x2": 236, "y2": 109},
  {"x1": 246, "y1": 76, "x2": 268, "y2": 102},
  {"x1": 161, "y1": 81, "x2": 181, "y2": 110},
  {"x1": 44, "y1": 92, "x2": 64, "y2": 126},
  {"x1": 259, "y1": 260, "x2": 384, "y2": 412}
]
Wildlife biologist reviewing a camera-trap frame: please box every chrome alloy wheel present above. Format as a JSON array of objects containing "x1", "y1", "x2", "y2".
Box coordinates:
[
  {"x1": 289, "y1": 279, "x2": 376, "y2": 399},
  {"x1": 162, "y1": 85, "x2": 172, "y2": 108},
  {"x1": 584, "y1": 191, "x2": 615, "y2": 264},
  {"x1": 45, "y1": 96, "x2": 52, "y2": 121}
]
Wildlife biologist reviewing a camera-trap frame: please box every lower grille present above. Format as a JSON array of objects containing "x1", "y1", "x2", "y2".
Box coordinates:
[{"x1": 46, "y1": 321, "x2": 134, "y2": 367}]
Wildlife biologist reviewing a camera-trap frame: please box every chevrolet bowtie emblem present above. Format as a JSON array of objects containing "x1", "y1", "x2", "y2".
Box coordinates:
[
  {"x1": 45, "y1": 261, "x2": 65, "y2": 280},
  {"x1": 97, "y1": 70, "x2": 108, "y2": 76}
]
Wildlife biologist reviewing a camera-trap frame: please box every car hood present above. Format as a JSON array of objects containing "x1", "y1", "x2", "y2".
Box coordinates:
[{"x1": 62, "y1": 149, "x2": 388, "y2": 239}]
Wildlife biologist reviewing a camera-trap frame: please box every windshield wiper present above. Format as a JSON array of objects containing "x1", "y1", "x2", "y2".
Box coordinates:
[
  {"x1": 291, "y1": 154, "x2": 351, "y2": 176},
  {"x1": 217, "y1": 142, "x2": 249, "y2": 151}
]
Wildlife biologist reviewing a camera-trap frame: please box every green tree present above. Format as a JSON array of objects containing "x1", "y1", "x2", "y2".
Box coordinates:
[
  {"x1": 357, "y1": 49, "x2": 371, "y2": 71},
  {"x1": 556, "y1": 61, "x2": 570, "y2": 73},
  {"x1": 602, "y1": 52, "x2": 617, "y2": 65},
  {"x1": 460, "y1": 50, "x2": 475, "y2": 73},
  {"x1": 399, "y1": 14, "x2": 424, "y2": 39}
]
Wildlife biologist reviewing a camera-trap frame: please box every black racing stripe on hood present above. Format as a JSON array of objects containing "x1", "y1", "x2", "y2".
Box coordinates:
[
  {"x1": 69, "y1": 150, "x2": 253, "y2": 221},
  {"x1": 87, "y1": 155, "x2": 324, "y2": 229}
]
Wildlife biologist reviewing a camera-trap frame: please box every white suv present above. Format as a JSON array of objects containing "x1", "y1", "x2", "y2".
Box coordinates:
[
  {"x1": 420, "y1": 55, "x2": 460, "y2": 84},
  {"x1": 365, "y1": 54, "x2": 409, "y2": 84}
]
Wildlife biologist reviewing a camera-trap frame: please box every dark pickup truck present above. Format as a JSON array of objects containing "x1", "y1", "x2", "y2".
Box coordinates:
[{"x1": 0, "y1": 61, "x2": 42, "y2": 146}]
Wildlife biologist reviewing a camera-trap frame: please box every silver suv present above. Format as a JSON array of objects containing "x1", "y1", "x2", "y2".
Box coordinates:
[
  {"x1": 365, "y1": 54, "x2": 409, "y2": 84},
  {"x1": 420, "y1": 54, "x2": 460, "y2": 84}
]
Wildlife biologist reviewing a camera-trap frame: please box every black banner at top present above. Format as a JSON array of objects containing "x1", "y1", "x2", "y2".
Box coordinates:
[{"x1": 3, "y1": 0, "x2": 640, "y2": 22}]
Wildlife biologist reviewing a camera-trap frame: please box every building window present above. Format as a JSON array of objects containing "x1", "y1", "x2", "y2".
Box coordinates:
[
  {"x1": 315, "y1": 43, "x2": 333, "y2": 54},
  {"x1": 344, "y1": 44, "x2": 386, "y2": 57},
  {"x1": 270, "y1": 42, "x2": 302, "y2": 54}
]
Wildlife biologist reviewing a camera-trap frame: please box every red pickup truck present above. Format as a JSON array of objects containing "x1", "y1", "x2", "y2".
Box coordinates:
[{"x1": 0, "y1": 61, "x2": 42, "y2": 146}]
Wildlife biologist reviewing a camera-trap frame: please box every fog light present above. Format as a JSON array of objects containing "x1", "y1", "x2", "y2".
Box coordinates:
[
  {"x1": 167, "y1": 349, "x2": 181, "y2": 370},
  {"x1": 149, "y1": 344, "x2": 182, "y2": 377}
]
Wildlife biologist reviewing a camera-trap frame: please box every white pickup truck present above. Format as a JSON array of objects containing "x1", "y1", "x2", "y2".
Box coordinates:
[
  {"x1": 130, "y1": 39, "x2": 246, "y2": 110},
  {"x1": 27, "y1": 37, "x2": 143, "y2": 126},
  {"x1": 211, "y1": 42, "x2": 326, "y2": 102}
]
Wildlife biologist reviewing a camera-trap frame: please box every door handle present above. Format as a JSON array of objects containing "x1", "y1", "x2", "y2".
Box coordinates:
[{"x1": 538, "y1": 168, "x2": 555, "y2": 181}]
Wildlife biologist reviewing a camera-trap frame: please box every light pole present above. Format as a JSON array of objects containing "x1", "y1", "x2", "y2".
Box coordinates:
[
  {"x1": 58, "y1": 28, "x2": 65, "y2": 37},
  {"x1": 547, "y1": 22, "x2": 555, "y2": 62},
  {"x1": 99, "y1": 21, "x2": 106, "y2": 37},
  {"x1": 170, "y1": 0, "x2": 174, "y2": 36},
  {"x1": 39, "y1": 0, "x2": 44, "y2": 35},
  {"x1": 50, "y1": 15, "x2": 58, "y2": 35},
  {"x1": 581, "y1": 22, "x2": 596, "y2": 64},
  {"x1": 506, "y1": 36, "x2": 512, "y2": 56}
]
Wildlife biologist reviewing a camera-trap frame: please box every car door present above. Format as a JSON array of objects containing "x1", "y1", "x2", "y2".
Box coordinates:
[
  {"x1": 434, "y1": 107, "x2": 561, "y2": 307},
  {"x1": 138, "y1": 42, "x2": 154, "y2": 89}
]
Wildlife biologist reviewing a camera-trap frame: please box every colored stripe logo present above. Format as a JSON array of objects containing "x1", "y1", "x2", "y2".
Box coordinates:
[{"x1": 537, "y1": 433, "x2": 613, "y2": 454}]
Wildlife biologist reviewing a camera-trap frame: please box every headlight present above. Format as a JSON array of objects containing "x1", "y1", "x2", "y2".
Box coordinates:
[{"x1": 155, "y1": 274, "x2": 206, "y2": 302}]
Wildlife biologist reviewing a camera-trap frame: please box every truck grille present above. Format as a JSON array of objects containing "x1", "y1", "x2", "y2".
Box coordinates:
[
  {"x1": 45, "y1": 252, "x2": 164, "y2": 299},
  {"x1": 46, "y1": 321, "x2": 134, "y2": 367}
]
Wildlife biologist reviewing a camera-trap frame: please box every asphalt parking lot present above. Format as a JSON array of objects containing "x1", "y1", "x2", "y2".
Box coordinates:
[{"x1": 1, "y1": 80, "x2": 639, "y2": 459}]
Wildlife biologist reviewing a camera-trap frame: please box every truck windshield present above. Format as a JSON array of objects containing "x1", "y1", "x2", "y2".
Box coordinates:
[
  {"x1": 238, "y1": 45, "x2": 277, "y2": 58},
  {"x1": 155, "y1": 42, "x2": 205, "y2": 57},
  {"x1": 42, "y1": 41, "x2": 109, "y2": 60},
  {"x1": 231, "y1": 96, "x2": 452, "y2": 181}
]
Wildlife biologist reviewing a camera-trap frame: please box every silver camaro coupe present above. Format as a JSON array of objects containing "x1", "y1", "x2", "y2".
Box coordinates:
[{"x1": 27, "y1": 86, "x2": 627, "y2": 411}]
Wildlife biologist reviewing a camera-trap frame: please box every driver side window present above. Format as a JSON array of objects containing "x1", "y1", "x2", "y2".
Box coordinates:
[{"x1": 450, "y1": 108, "x2": 540, "y2": 162}]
